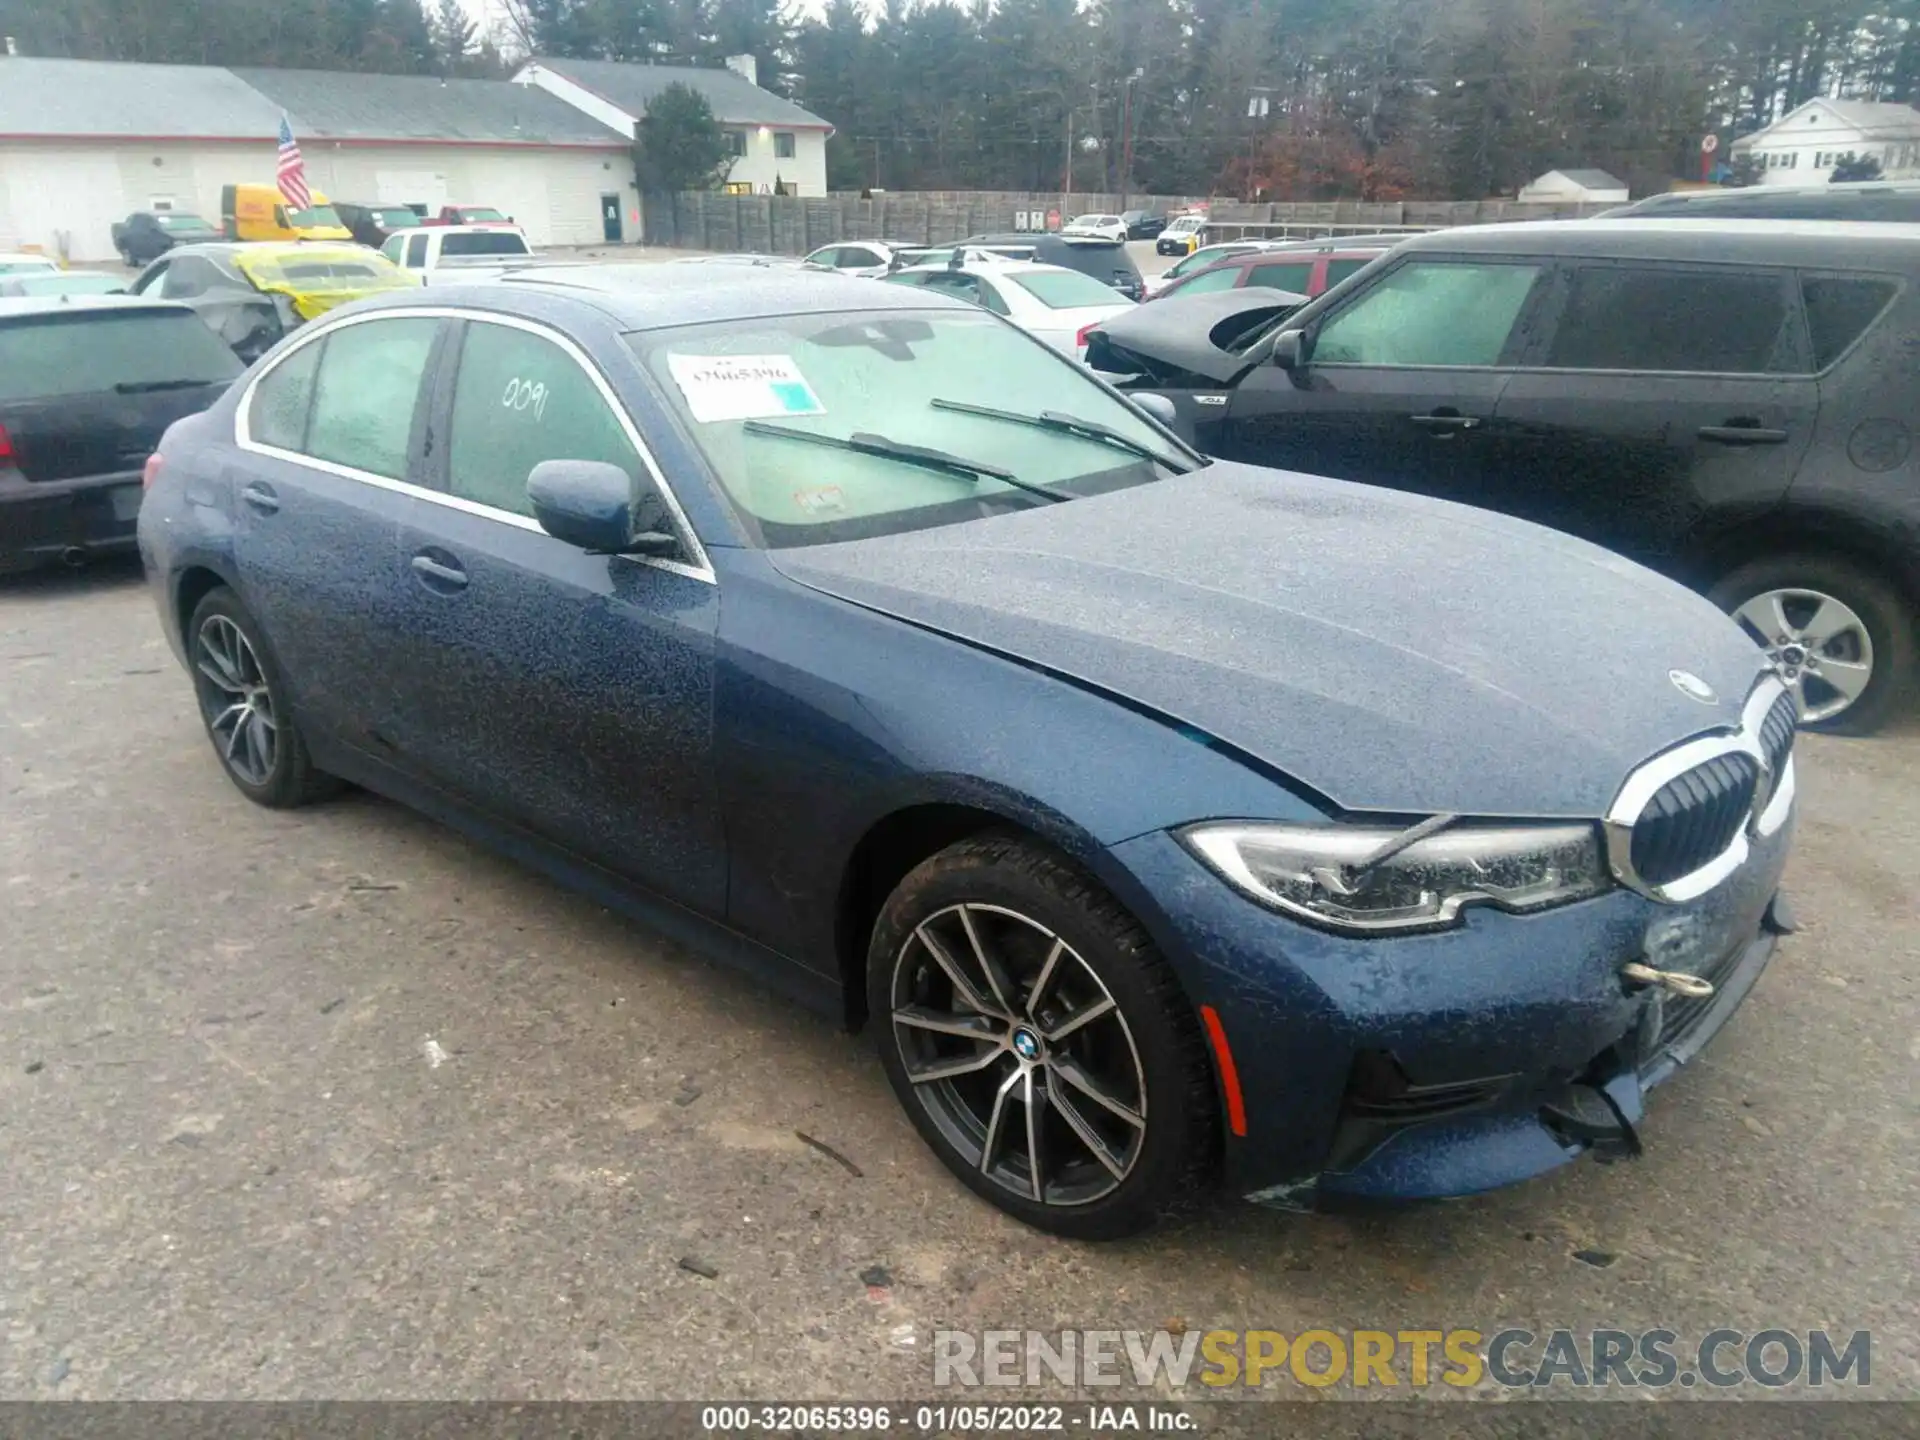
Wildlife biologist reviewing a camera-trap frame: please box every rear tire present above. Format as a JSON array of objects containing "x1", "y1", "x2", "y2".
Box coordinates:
[
  {"x1": 186, "y1": 587, "x2": 340, "y2": 807},
  {"x1": 868, "y1": 832, "x2": 1219, "y2": 1239},
  {"x1": 1710, "y1": 553, "x2": 1916, "y2": 735}
]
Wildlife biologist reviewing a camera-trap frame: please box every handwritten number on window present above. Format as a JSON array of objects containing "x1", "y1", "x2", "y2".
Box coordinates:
[{"x1": 501, "y1": 376, "x2": 548, "y2": 422}]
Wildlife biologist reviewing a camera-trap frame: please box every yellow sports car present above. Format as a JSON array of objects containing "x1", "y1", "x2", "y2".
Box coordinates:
[{"x1": 127, "y1": 241, "x2": 417, "y2": 360}]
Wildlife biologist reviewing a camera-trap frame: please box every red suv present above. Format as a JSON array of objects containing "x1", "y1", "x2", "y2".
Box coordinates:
[{"x1": 1152, "y1": 244, "x2": 1391, "y2": 303}]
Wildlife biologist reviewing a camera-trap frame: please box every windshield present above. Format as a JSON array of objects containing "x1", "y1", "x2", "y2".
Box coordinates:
[
  {"x1": 0, "y1": 257, "x2": 59, "y2": 275},
  {"x1": 286, "y1": 204, "x2": 344, "y2": 229},
  {"x1": 442, "y1": 231, "x2": 531, "y2": 257},
  {"x1": 459, "y1": 207, "x2": 509, "y2": 222},
  {"x1": 1009, "y1": 269, "x2": 1130, "y2": 309},
  {"x1": 0, "y1": 310, "x2": 240, "y2": 402},
  {"x1": 632, "y1": 308, "x2": 1192, "y2": 548},
  {"x1": 376, "y1": 208, "x2": 420, "y2": 228},
  {"x1": 233, "y1": 248, "x2": 413, "y2": 294},
  {"x1": 158, "y1": 214, "x2": 215, "y2": 231}
]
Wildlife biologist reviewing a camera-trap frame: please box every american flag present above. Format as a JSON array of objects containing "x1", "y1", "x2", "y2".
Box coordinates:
[{"x1": 276, "y1": 115, "x2": 312, "y2": 211}]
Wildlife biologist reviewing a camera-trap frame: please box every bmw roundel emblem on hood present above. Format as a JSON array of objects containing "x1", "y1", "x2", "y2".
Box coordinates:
[{"x1": 1668, "y1": 669, "x2": 1718, "y2": 704}]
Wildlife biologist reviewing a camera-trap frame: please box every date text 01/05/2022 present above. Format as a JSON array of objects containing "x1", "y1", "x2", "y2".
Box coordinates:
[{"x1": 698, "y1": 1403, "x2": 1196, "y2": 1432}]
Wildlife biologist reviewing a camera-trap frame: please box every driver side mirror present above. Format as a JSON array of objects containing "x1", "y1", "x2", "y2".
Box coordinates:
[
  {"x1": 1271, "y1": 329, "x2": 1308, "y2": 370},
  {"x1": 527, "y1": 460, "x2": 680, "y2": 557}
]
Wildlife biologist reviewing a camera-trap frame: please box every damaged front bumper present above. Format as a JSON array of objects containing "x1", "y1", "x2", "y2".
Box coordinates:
[{"x1": 1104, "y1": 815, "x2": 1795, "y2": 1210}]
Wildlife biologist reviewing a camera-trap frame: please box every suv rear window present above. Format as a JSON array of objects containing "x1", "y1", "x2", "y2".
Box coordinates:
[
  {"x1": 1009, "y1": 270, "x2": 1128, "y2": 308},
  {"x1": 1544, "y1": 265, "x2": 1793, "y2": 374},
  {"x1": 442, "y1": 232, "x2": 530, "y2": 257},
  {"x1": 1801, "y1": 275, "x2": 1899, "y2": 369},
  {"x1": 0, "y1": 309, "x2": 240, "y2": 402}
]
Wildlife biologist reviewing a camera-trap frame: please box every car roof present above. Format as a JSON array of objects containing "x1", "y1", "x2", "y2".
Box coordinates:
[
  {"x1": 487, "y1": 262, "x2": 973, "y2": 327},
  {"x1": 150, "y1": 241, "x2": 303, "y2": 260},
  {"x1": 0, "y1": 252, "x2": 60, "y2": 264},
  {"x1": 1399, "y1": 217, "x2": 1920, "y2": 266},
  {"x1": 0, "y1": 294, "x2": 188, "y2": 320}
]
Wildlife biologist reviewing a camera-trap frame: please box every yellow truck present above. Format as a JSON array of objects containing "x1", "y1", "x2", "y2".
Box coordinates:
[{"x1": 219, "y1": 184, "x2": 353, "y2": 243}]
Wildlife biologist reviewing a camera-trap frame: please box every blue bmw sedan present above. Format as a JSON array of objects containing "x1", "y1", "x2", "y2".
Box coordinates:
[{"x1": 138, "y1": 266, "x2": 1797, "y2": 1238}]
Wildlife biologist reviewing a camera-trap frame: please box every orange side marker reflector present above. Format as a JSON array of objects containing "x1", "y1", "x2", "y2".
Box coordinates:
[{"x1": 1198, "y1": 1004, "x2": 1248, "y2": 1138}]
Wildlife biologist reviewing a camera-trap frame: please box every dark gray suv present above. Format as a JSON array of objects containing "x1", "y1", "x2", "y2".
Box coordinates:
[{"x1": 1105, "y1": 219, "x2": 1920, "y2": 732}]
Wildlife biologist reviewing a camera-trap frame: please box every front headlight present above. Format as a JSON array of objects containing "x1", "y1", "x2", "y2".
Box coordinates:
[{"x1": 1182, "y1": 820, "x2": 1610, "y2": 935}]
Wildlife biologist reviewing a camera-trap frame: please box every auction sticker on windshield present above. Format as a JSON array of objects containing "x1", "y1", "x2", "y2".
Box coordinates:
[{"x1": 667, "y1": 354, "x2": 825, "y2": 423}]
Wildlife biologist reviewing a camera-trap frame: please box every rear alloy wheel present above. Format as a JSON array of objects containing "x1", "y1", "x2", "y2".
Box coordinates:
[
  {"x1": 869, "y1": 833, "x2": 1218, "y2": 1239},
  {"x1": 1711, "y1": 554, "x2": 1917, "y2": 735},
  {"x1": 188, "y1": 587, "x2": 338, "y2": 807}
]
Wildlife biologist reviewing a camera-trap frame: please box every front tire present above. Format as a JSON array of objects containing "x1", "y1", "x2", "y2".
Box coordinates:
[
  {"x1": 1710, "y1": 553, "x2": 1916, "y2": 734},
  {"x1": 187, "y1": 587, "x2": 338, "y2": 807},
  {"x1": 868, "y1": 833, "x2": 1219, "y2": 1239}
]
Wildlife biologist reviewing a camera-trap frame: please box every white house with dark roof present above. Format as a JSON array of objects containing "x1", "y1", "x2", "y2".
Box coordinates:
[
  {"x1": 0, "y1": 56, "x2": 642, "y2": 259},
  {"x1": 516, "y1": 56, "x2": 833, "y2": 197},
  {"x1": 1731, "y1": 97, "x2": 1920, "y2": 184}
]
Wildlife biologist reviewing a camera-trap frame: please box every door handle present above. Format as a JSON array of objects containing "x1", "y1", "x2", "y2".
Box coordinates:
[
  {"x1": 1698, "y1": 422, "x2": 1790, "y2": 446},
  {"x1": 1409, "y1": 412, "x2": 1483, "y2": 433},
  {"x1": 240, "y1": 481, "x2": 279, "y2": 514},
  {"x1": 410, "y1": 552, "x2": 469, "y2": 591}
]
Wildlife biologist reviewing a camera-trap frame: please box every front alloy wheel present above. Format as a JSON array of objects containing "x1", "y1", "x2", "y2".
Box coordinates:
[
  {"x1": 870, "y1": 833, "x2": 1219, "y2": 1239},
  {"x1": 1712, "y1": 554, "x2": 1917, "y2": 735},
  {"x1": 891, "y1": 903, "x2": 1148, "y2": 1207},
  {"x1": 1729, "y1": 588, "x2": 1874, "y2": 725}
]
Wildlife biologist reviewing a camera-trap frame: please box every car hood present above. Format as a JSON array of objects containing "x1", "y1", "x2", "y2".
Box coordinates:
[
  {"x1": 767, "y1": 464, "x2": 1769, "y2": 818},
  {"x1": 1090, "y1": 290, "x2": 1298, "y2": 382}
]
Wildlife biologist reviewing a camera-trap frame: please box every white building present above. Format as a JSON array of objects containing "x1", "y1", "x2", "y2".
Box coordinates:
[
  {"x1": 1731, "y1": 98, "x2": 1920, "y2": 184},
  {"x1": 1516, "y1": 168, "x2": 1630, "y2": 205},
  {"x1": 0, "y1": 57, "x2": 641, "y2": 261},
  {"x1": 516, "y1": 56, "x2": 833, "y2": 197}
]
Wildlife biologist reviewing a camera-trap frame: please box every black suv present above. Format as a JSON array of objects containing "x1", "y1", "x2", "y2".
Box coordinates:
[
  {"x1": 110, "y1": 211, "x2": 222, "y2": 266},
  {"x1": 959, "y1": 233, "x2": 1146, "y2": 300},
  {"x1": 1104, "y1": 219, "x2": 1920, "y2": 732},
  {"x1": 0, "y1": 296, "x2": 240, "y2": 572}
]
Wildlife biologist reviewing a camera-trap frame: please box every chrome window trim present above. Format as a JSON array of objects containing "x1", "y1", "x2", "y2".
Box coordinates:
[
  {"x1": 1603, "y1": 674, "x2": 1795, "y2": 904},
  {"x1": 233, "y1": 304, "x2": 717, "y2": 585}
]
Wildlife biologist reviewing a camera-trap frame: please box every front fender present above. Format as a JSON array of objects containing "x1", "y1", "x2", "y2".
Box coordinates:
[{"x1": 712, "y1": 555, "x2": 1321, "y2": 977}]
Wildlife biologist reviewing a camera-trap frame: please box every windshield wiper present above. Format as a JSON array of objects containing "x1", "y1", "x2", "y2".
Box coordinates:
[
  {"x1": 114, "y1": 378, "x2": 222, "y2": 394},
  {"x1": 929, "y1": 398, "x2": 1192, "y2": 473},
  {"x1": 742, "y1": 421, "x2": 1068, "y2": 503}
]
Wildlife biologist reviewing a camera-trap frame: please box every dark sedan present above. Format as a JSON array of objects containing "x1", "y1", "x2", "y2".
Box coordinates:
[{"x1": 139, "y1": 266, "x2": 1796, "y2": 1238}]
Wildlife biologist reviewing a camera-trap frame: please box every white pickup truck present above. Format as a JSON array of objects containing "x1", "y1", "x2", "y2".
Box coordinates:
[{"x1": 379, "y1": 225, "x2": 540, "y2": 283}]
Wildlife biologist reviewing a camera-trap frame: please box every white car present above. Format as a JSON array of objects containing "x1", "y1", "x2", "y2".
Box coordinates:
[
  {"x1": 1062, "y1": 213, "x2": 1129, "y2": 243},
  {"x1": 380, "y1": 225, "x2": 537, "y2": 283},
  {"x1": 801, "y1": 240, "x2": 919, "y2": 278},
  {"x1": 0, "y1": 253, "x2": 61, "y2": 278},
  {"x1": 883, "y1": 258, "x2": 1134, "y2": 360}
]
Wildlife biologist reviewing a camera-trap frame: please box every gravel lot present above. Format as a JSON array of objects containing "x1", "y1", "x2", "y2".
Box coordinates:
[{"x1": 2, "y1": 557, "x2": 1915, "y2": 1408}]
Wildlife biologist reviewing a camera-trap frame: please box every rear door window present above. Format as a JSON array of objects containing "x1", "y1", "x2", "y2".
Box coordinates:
[
  {"x1": 0, "y1": 310, "x2": 241, "y2": 402},
  {"x1": 302, "y1": 317, "x2": 439, "y2": 479},
  {"x1": 1542, "y1": 264, "x2": 1796, "y2": 374},
  {"x1": 1800, "y1": 275, "x2": 1899, "y2": 369},
  {"x1": 405, "y1": 234, "x2": 429, "y2": 267},
  {"x1": 1312, "y1": 260, "x2": 1543, "y2": 367},
  {"x1": 248, "y1": 338, "x2": 322, "y2": 451}
]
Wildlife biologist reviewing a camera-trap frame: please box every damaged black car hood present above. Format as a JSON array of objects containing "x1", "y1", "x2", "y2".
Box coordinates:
[
  {"x1": 767, "y1": 464, "x2": 1770, "y2": 818},
  {"x1": 1086, "y1": 289, "x2": 1298, "y2": 383}
]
